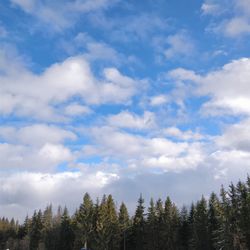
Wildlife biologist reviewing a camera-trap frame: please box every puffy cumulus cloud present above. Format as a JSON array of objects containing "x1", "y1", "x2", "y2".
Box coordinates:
[
  {"x1": 216, "y1": 119, "x2": 250, "y2": 151},
  {"x1": 107, "y1": 111, "x2": 156, "y2": 130},
  {"x1": 0, "y1": 124, "x2": 74, "y2": 166},
  {"x1": 164, "y1": 31, "x2": 195, "y2": 59},
  {"x1": 83, "y1": 126, "x2": 205, "y2": 172},
  {"x1": 0, "y1": 51, "x2": 138, "y2": 120},
  {"x1": 0, "y1": 169, "x2": 119, "y2": 220},
  {"x1": 0, "y1": 124, "x2": 76, "y2": 171},
  {"x1": 202, "y1": 0, "x2": 250, "y2": 37},
  {"x1": 64, "y1": 103, "x2": 92, "y2": 116},
  {"x1": 10, "y1": 0, "x2": 118, "y2": 31},
  {"x1": 0, "y1": 124, "x2": 76, "y2": 146},
  {"x1": 60, "y1": 32, "x2": 126, "y2": 65},
  {"x1": 0, "y1": 142, "x2": 73, "y2": 171},
  {"x1": 164, "y1": 127, "x2": 204, "y2": 141},
  {"x1": 149, "y1": 95, "x2": 169, "y2": 106},
  {"x1": 209, "y1": 149, "x2": 250, "y2": 181},
  {"x1": 169, "y1": 58, "x2": 250, "y2": 116}
]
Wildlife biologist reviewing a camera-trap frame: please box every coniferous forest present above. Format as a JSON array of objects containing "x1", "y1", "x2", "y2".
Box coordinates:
[{"x1": 1, "y1": 177, "x2": 250, "y2": 250}]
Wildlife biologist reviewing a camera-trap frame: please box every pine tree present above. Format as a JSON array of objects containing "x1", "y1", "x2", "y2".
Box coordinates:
[
  {"x1": 59, "y1": 207, "x2": 75, "y2": 250},
  {"x1": 193, "y1": 196, "x2": 209, "y2": 250},
  {"x1": 234, "y1": 181, "x2": 248, "y2": 249},
  {"x1": 74, "y1": 192, "x2": 94, "y2": 249},
  {"x1": 155, "y1": 198, "x2": 165, "y2": 250},
  {"x1": 217, "y1": 186, "x2": 233, "y2": 250},
  {"x1": 228, "y1": 183, "x2": 245, "y2": 249},
  {"x1": 94, "y1": 195, "x2": 109, "y2": 249},
  {"x1": 179, "y1": 206, "x2": 189, "y2": 250},
  {"x1": 132, "y1": 194, "x2": 146, "y2": 250},
  {"x1": 118, "y1": 202, "x2": 130, "y2": 250},
  {"x1": 42, "y1": 204, "x2": 54, "y2": 250},
  {"x1": 29, "y1": 210, "x2": 43, "y2": 250},
  {"x1": 145, "y1": 198, "x2": 157, "y2": 250},
  {"x1": 106, "y1": 194, "x2": 120, "y2": 250},
  {"x1": 163, "y1": 196, "x2": 173, "y2": 250}
]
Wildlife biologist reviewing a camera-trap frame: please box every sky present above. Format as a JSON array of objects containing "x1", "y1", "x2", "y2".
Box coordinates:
[{"x1": 1, "y1": 0, "x2": 250, "y2": 220}]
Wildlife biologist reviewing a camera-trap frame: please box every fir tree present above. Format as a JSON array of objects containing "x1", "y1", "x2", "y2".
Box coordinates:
[
  {"x1": 132, "y1": 194, "x2": 146, "y2": 250},
  {"x1": 59, "y1": 207, "x2": 75, "y2": 250}
]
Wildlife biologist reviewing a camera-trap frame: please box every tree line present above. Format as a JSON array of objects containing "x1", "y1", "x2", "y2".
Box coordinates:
[{"x1": 1, "y1": 176, "x2": 250, "y2": 250}]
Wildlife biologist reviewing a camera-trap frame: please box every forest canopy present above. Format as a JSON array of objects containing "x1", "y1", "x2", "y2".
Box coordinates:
[{"x1": 1, "y1": 176, "x2": 250, "y2": 250}]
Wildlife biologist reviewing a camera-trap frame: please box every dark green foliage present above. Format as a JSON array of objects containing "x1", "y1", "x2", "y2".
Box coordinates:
[
  {"x1": 73, "y1": 192, "x2": 94, "y2": 249},
  {"x1": 59, "y1": 207, "x2": 75, "y2": 250},
  {"x1": 132, "y1": 194, "x2": 146, "y2": 250},
  {"x1": 1, "y1": 176, "x2": 250, "y2": 250},
  {"x1": 29, "y1": 210, "x2": 43, "y2": 250}
]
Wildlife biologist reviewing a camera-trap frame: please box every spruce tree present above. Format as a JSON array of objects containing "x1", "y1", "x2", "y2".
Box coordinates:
[
  {"x1": 118, "y1": 202, "x2": 130, "y2": 250},
  {"x1": 29, "y1": 210, "x2": 43, "y2": 250},
  {"x1": 74, "y1": 192, "x2": 94, "y2": 249},
  {"x1": 155, "y1": 198, "x2": 165, "y2": 250},
  {"x1": 59, "y1": 207, "x2": 75, "y2": 250},
  {"x1": 146, "y1": 198, "x2": 157, "y2": 250},
  {"x1": 132, "y1": 194, "x2": 146, "y2": 250},
  {"x1": 193, "y1": 196, "x2": 209, "y2": 250},
  {"x1": 179, "y1": 206, "x2": 189, "y2": 250}
]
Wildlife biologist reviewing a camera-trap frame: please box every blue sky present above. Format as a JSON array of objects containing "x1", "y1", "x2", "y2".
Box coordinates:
[{"x1": 1, "y1": 0, "x2": 250, "y2": 219}]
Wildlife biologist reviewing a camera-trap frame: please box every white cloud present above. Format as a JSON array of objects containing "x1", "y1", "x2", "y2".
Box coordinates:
[
  {"x1": 164, "y1": 31, "x2": 195, "y2": 59},
  {"x1": 64, "y1": 103, "x2": 92, "y2": 116},
  {"x1": 0, "y1": 124, "x2": 76, "y2": 171},
  {"x1": 0, "y1": 124, "x2": 76, "y2": 146},
  {"x1": 0, "y1": 51, "x2": 139, "y2": 120},
  {"x1": 223, "y1": 17, "x2": 250, "y2": 37},
  {"x1": 169, "y1": 58, "x2": 250, "y2": 116},
  {"x1": 168, "y1": 68, "x2": 200, "y2": 82},
  {"x1": 164, "y1": 127, "x2": 204, "y2": 141},
  {"x1": 10, "y1": 0, "x2": 118, "y2": 31},
  {"x1": 0, "y1": 142, "x2": 73, "y2": 171},
  {"x1": 202, "y1": 0, "x2": 250, "y2": 37},
  {"x1": 61, "y1": 32, "x2": 124, "y2": 65},
  {"x1": 83, "y1": 126, "x2": 205, "y2": 172},
  {"x1": 150, "y1": 95, "x2": 169, "y2": 106},
  {"x1": 201, "y1": 3, "x2": 220, "y2": 15},
  {"x1": 216, "y1": 119, "x2": 250, "y2": 151},
  {"x1": 38, "y1": 143, "x2": 72, "y2": 162},
  {"x1": 89, "y1": 12, "x2": 169, "y2": 43},
  {"x1": 0, "y1": 169, "x2": 119, "y2": 219},
  {"x1": 107, "y1": 111, "x2": 156, "y2": 130},
  {"x1": 236, "y1": 0, "x2": 250, "y2": 15}
]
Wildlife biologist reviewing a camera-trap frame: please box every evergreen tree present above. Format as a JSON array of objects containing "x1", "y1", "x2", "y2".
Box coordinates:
[
  {"x1": 163, "y1": 196, "x2": 173, "y2": 250},
  {"x1": 118, "y1": 202, "x2": 130, "y2": 250},
  {"x1": 132, "y1": 194, "x2": 146, "y2": 250},
  {"x1": 29, "y1": 210, "x2": 43, "y2": 250},
  {"x1": 94, "y1": 195, "x2": 109, "y2": 249},
  {"x1": 217, "y1": 186, "x2": 233, "y2": 250},
  {"x1": 179, "y1": 206, "x2": 189, "y2": 250},
  {"x1": 59, "y1": 207, "x2": 75, "y2": 250},
  {"x1": 42, "y1": 204, "x2": 54, "y2": 250},
  {"x1": 208, "y1": 192, "x2": 222, "y2": 250},
  {"x1": 188, "y1": 202, "x2": 196, "y2": 249},
  {"x1": 155, "y1": 198, "x2": 165, "y2": 250},
  {"x1": 1, "y1": 176, "x2": 250, "y2": 250},
  {"x1": 193, "y1": 196, "x2": 209, "y2": 250},
  {"x1": 145, "y1": 198, "x2": 157, "y2": 250},
  {"x1": 106, "y1": 194, "x2": 120, "y2": 250},
  {"x1": 74, "y1": 192, "x2": 94, "y2": 249}
]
